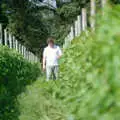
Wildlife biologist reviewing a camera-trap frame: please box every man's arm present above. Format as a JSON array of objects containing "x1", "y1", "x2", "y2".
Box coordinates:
[
  {"x1": 43, "y1": 57, "x2": 46, "y2": 70},
  {"x1": 43, "y1": 48, "x2": 46, "y2": 71}
]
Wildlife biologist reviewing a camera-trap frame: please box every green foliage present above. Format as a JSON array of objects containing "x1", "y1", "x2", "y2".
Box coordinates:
[
  {"x1": 0, "y1": 46, "x2": 40, "y2": 120},
  {"x1": 18, "y1": 5, "x2": 120, "y2": 120},
  {"x1": 17, "y1": 79, "x2": 67, "y2": 120},
  {"x1": 1, "y1": 0, "x2": 120, "y2": 57},
  {"x1": 57, "y1": 2, "x2": 80, "y2": 23},
  {"x1": 1, "y1": 0, "x2": 91, "y2": 56},
  {"x1": 111, "y1": 0, "x2": 120, "y2": 4}
]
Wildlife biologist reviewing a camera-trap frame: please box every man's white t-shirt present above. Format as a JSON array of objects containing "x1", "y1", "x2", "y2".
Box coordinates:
[{"x1": 43, "y1": 45, "x2": 62, "y2": 66}]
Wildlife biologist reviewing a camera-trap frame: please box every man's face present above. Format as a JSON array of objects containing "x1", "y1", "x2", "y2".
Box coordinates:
[{"x1": 48, "y1": 42, "x2": 54, "y2": 47}]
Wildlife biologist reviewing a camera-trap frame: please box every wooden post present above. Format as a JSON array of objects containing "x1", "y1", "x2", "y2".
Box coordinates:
[
  {"x1": 71, "y1": 26, "x2": 74, "y2": 40},
  {"x1": 75, "y1": 20, "x2": 78, "y2": 37},
  {"x1": 101, "y1": 0, "x2": 107, "y2": 15},
  {"x1": 4, "y1": 29, "x2": 8, "y2": 46},
  {"x1": 13, "y1": 36, "x2": 16, "y2": 49},
  {"x1": 101, "y1": 0, "x2": 107, "y2": 8},
  {"x1": 70, "y1": 31, "x2": 72, "y2": 41},
  {"x1": 15, "y1": 40, "x2": 18, "y2": 51},
  {"x1": 0, "y1": 24, "x2": 2, "y2": 44},
  {"x1": 24, "y1": 47, "x2": 26, "y2": 58},
  {"x1": 77, "y1": 15, "x2": 81, "y2": 35},
  {"x1": 9, "y1": 33, "x2": 12, "y2": 48},
  {"x1": 90, "y1": 0, "x2": 96, "y2": 31},
  {"x1": 21, "y1": 45, "x2": 24, "y2": 56},
  {"x1": 82, "y1": 8, "x2": 87, "y2": 31}
]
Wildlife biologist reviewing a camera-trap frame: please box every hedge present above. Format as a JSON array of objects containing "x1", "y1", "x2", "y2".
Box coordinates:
[{"x1": 0, "y1": 46, "x2": 40, "y2": 120}]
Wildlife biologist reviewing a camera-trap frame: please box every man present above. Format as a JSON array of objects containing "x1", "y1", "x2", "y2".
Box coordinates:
[{"x1": 43, "y1": 37, "x2": 62, "y2": 81}]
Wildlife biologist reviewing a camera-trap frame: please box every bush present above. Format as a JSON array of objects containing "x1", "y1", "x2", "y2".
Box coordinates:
[
  {"x1": 0, "y1": 46, "x2": 40, "y2": 120},
  {"x1": 18, "y1": 5, "x2": 120, "y2": 120}
]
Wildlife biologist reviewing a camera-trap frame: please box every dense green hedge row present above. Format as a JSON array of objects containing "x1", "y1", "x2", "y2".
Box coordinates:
[
  {"x1": 0, "y1": 46, "x2": 40, "y2": 120},
  {"x1": 17, "y1": 5, "x2": 120, "y2": 120}
]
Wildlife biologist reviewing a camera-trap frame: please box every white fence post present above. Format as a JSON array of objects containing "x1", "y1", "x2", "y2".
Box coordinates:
[
  {"x1": 31, "y1": 52, "x2": 33, "y2": 62},
  {"x1": 9, "y1": 33, "x2": 12, "y2": 48},
  {"x1": 75, "y1": 20, "x2": 78, "y2": 37},
  {"x1": 15, "y1": 40, "x2": 18, "y2": 51},
  {"x1": 71, "y1": 26, "x2": 74, "y2": 40},
  {"x1": 101, "y1": 0, "x2": 107, "y2": 15},
  {"x1": 13, "y1": 36, "x2": 15, "y2": 49},
  {"x1": 0, "y1": 27, "x2": 38, "y2": 62},
  {"x1": 0, "y1": 24, "x2": 2, "y2": 44},
  {"x1": 21, "y1": 45, "x2": 24, "y2": 56},
  {"x1": 24, "y1": 47, "x2": 26, "y2": 58},
  {"x1": 4, "y1": 29, "x2": 8, "y2": 46},
  {"x1": 90, "y1": 0, "x2": 96, "y2": 31},
  {"x1": 77, "y1": 15, "x2": 81, "y2": 35},
  {"x1": 82, "y1": 8, "x2": 87, "y2": 31},
  {"x1": 101, "y1": 0, "x2": 107, "y2": 8}
]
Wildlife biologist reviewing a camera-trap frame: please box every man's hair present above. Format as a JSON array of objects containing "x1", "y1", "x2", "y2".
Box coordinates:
[{"x1": 47, "y1": 37, "x2": 54, "y2": 44}]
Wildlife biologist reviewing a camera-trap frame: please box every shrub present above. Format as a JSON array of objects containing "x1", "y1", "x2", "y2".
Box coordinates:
[
  {"x1": 18, "y1": 5, "x2": 120, "y2": 120},
  {"x1": 0, "y1": 46, "x2": 40, "y2": 120}
]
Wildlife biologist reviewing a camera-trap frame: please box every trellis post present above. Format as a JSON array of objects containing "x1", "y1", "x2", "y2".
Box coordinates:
[
  {"x1": 101, "y1": 0, "x2": 107, "y2": 8},
  {"x1": 21, "y1": 45, "x2": 24, "y2": 56},
  {"x1": 82, "y1": 8, "x2": 87, "y2": 31},
  {"x1": 101, "y1": 0, "x2": 107, "y2": 15},
  {"x1": 75, "y1": 20, "x2": 78, "y2": 37},
  {"x1": 71, "y1": 26, "x2": 74, "y2": 40},
  {"x1": 77, "y1": 15, "x2": 81, "y2": 35},
  {"x1": 4, "y1": 29, "x2": 8, "y2": 46},
  {"x1": 15, "y1": 40, "x2": 18, "y2": 51},
  {"x1": 9, "y1": 33, "x2": 12, "y2": 48},
  {"x1": 24, "y1": 47, "x2": 26, "y2": 58},
  {"x1": 13, "y1": 36, "x2": 15, "y2": 49},
  {"x1": 90, "y1": 0, "x2": 96, "y2": 31}
]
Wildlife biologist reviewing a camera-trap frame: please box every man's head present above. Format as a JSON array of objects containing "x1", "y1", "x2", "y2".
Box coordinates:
[{"x1": 47, "y1": 37, "x2": 54, "y2": 47}]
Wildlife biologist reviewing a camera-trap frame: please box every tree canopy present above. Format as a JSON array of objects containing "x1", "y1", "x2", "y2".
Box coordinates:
[{"x1": 0, "y1": 0, "x2": 119, "y2": 58}]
